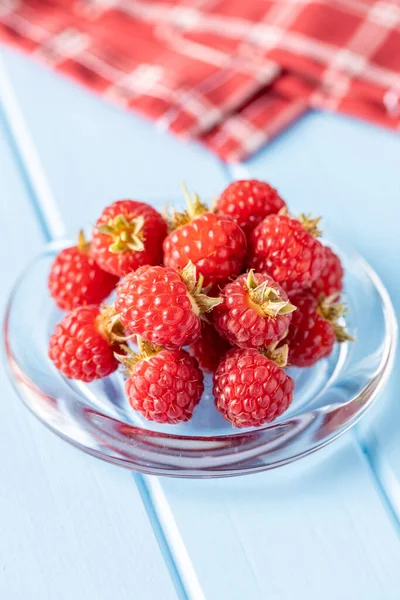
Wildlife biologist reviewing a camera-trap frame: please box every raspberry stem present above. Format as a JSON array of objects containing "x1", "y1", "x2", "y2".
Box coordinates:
[
  {"x1": 77, "y1": 229, "x2": 90, "y2": 254},
  {"x1": 137, "y1": 337, "x2": 164, "y2": 358},
  {"x1": 245, "y1": 270, "x2": 296, "y2": 318},
  {"x1": 114, "y1": 337, "x2": 163, "y2": 374},
  {"x1": 179, "y1": 261, "x2": 222, "y2": 316},
  {"x1": 297, "y1": 214, "x2": 323, "y2": 238},
  {"x1": 333, "y1": 323, "x2": 355, "y2": 343},
  {"x1": 317, "y1": 296, "x2": 355, "y2": 342},
  {"x1": 97, "y1": 213, "x2": 145, "y2": 253},
  {"x1": 181, "y1": 183, "x2": 209, "y2": 219},
  {"x1": 166, "y1": 184, "x2": 209, "y2": 231},
  {"x1": 97, "y1": 304, "x2": 127, "y2": 344},
  {"x1": 263, "y1": 342, "x2": 289, "y2": 368}
]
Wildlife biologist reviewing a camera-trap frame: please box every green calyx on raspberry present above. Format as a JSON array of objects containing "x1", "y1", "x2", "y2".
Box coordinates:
[
  {"x1": 262, "y1": 341, "x2": 289, "y2": 368},
  {"x1": 167, "y1": 183, "x2": 209, "y2": 231},
  {"x1": 95, "y1": 304, "x2": 126, "y2": 344},
  {"x1": 77, "y1": 229, "x2": 90, "y2": 254},
  {"x1": 114, "y1": 337, "x2": 163, "y2": 374},
  {"x1": 297, "y1": 214, "x2": 323, "y2": 238},
  {"x1": 245, "y1": 270, "x2": 296, "y2": 318},
  {"x1": 97, "y1": 213, "x2": 146, "y2": 253},
  {"x1": 317, "y1": 295, "x2": 355, "y2": 342},
  {"x1": 179, "y1": 260, "x2": 223, "y2": 316}
]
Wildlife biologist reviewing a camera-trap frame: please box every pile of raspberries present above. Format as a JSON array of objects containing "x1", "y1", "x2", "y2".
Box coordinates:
[{"x1": 48, "y1": 180, "x2": 352, "y2": 429}]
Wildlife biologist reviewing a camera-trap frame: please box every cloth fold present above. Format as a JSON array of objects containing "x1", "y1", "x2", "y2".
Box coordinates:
[{"x1": 1, "y1": 0, "x2": 399, "y2": 161}]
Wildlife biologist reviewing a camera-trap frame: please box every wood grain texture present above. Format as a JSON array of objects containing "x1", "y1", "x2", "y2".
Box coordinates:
[
  {"x1": 0, "y1": 83, "x2": 178, "y2": 600},
  {"x1": 1, "y1": 47, "x2": 400, "y2": 600}
]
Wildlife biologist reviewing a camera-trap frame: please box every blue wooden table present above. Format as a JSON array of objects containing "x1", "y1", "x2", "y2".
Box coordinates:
[{"x1": 1, "y1": 47, "x2": 400, "y2": 600}]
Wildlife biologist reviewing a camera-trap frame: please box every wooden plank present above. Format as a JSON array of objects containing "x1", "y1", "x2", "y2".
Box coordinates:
[
  {"x1": 234, "y1": 109, "x2": 400, "y2": 522},
  {"x1": 2, "y1": 47, "x2": 400, "y2": 599},
  {"x1": 0, "y1": 50, "x2": 226, "y2": 235},
  {"x1": 0, "y1": 79, "x2": 178, "y2": 600},
  {"x1": 151, "y1": 441, "x2": 400, "y2": 600}
]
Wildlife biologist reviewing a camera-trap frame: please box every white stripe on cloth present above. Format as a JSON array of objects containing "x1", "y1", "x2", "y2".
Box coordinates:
[
  {"x1": 152, "y1": 0, "x2": 298, "y2": 134},
  {"x1": 116, "y1": 0, "x2": 400, "y2": 91},
  {"x1": 154, "y1": 29, "x2": 280, "y2": 134},
  {"x1": 34, "y1": 29, "x2": 90, "y2": 66},
  {"x1": 211, "y1": 96, "x2": 306, "y2": 162},
  {"x1": 0, "y1": 0, "x2": 19, "y2": 18},
  {"x1": 0, "y1": 10, "x2": 50, "y2": 43},
  {"x1": 311, "y1": 0, "x2": 400, "y2": 109}
]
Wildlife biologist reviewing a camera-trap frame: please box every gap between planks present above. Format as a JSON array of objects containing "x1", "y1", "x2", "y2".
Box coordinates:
[{"x1": 0, "y1": 56, "x2": 191, "y2": 600}]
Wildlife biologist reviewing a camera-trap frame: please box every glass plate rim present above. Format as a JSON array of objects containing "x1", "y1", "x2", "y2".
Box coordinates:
[{"x1": 3, "y1": 240, "x2": 398, "y2": 476}]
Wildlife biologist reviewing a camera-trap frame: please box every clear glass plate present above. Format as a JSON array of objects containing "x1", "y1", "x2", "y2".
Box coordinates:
[{"x1": 3, "y1": 240, "x2": 397, "y2": 477}]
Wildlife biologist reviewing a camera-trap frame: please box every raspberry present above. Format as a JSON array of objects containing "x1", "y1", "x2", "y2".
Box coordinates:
[
  {"x1": 115, "y1": 262, "x2": 222, "y2": 349},
  {"x1": 286, "y1": 291, "x2": 353, "y2": 367},
  {"x1": 213, "y1": 348, "x2": 294, "y2": 428},
  {"x1": 213, "y1": 271, "x2": 295, "y2": 349},
  {"x1": 311, "y1": 245, "x2": 344, "y2": 298},
  {"x1": 248, "y1": 214, "x2": 326, "y2": 292},
  {"x1": 189, "y1": 321, "x2": 231, "y2": 372},
  {"x1": 205, "y1": 279, "x2": 233, "y2": 301},
  {"x1": 216, "y1": 179, "x2": 286, "y2": 236},
  {"x1": 91, "y1": 199, "x2": 167, "y2": 276},
  {"x1": 48, "y1": 305, "x2": 121, "y2": 382},
  {"x1": 163, "y1": 186, "x2": 247, "y2": 287},
  {"x1": 123, "y1": 341, "x2": 204, "y2": 424},
  {"x1": 48, "y1": 231, "x2": 118, "y2": 310}
]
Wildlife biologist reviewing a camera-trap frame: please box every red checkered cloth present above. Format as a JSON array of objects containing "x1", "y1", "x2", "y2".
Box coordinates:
[{"x1": 1, "y1": 0, "x2": 400, "y2": 162}]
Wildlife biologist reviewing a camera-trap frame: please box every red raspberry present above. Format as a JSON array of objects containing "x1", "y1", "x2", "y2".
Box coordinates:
[
  {"x1": 124, "y1": 342, "x2": 204, "y2": 424},
  {"x1": 216, "y1": 179, "x2": 286, "y2": 236},
  {"x1": 48, "y1": 305, "x2": 121, "y2": 382},
  {"x1": 213, "y1": 271, "x2": 295, "y2": 349},
  {"x1": 115, "y1": 262, "x2": 222, "y2": 349},
  {"x1": 311, "y1": 245, "x2": 344, "y2": 298},
  {"x1": 206, "y1": 279, "x2": 232, "y2": 301},
  {"x1": 91, "y1": 199, "x2": 167, "y2": 277},
  {"x1": 213, "y1": 348, "x2": 294, "y2": 428},
  {"x1": 189, "y1": 322, "x2": 231, "y2": 373},
  {"x1": 163, "y1": 187, "x2": 247, "y2": 287},
  {"x1": 48, "y1": 231, "x2": 118, "y2": 310},
  {"x1": 286, "y1": 291, "x2": 352, "y2": 367},
  {"x1": 248, "y1": 214, "x2": 326, "y2": 292}
]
